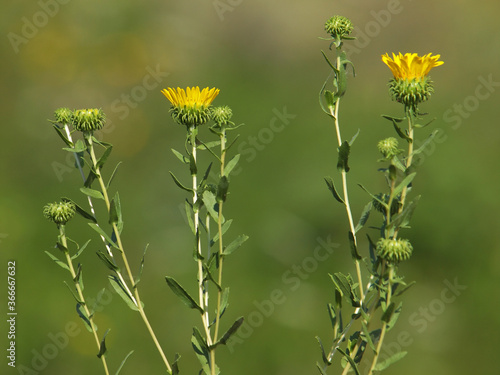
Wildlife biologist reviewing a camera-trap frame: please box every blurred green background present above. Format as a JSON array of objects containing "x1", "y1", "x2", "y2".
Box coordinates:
[{"x1": 1, "y1": 0, "x2": 499, "y2": 374}]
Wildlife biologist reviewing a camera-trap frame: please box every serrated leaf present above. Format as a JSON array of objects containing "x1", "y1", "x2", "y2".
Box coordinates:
[
  {"x1": 115, "y1": 350, "x2": 134, "y2": 375},
  {"x1": 217, "y1": 317, "x2": 244, "y2": 346},
  {"x1": 76, "y1": 302, "x2": 94, "y2": 332},
  {"x1": 97, "y1": 329, "x2": 110, "y2": 358},
  {"x1": 96, "y1": 251, "x2": 120, "y2": 272},
  {"x1": 88, "y1": 223, "x2": 119, "y2": 249},
  {"x1": 106, "y1": 161, "x2": 122, "y2": 189},
  {"x1": 337, "y1": 141, "x2": 351, "y2": 172},
  {"x1": 355, "y1": 201, "x2": 372, "y2": 233},
  {"x1": 373, "y1": 351, "x2": 407, "y2": 371},
  {"x1": 80, "y1": 187, "x2": 104, "y2": 200},
  {"x1": 225, "y1": 154, "x2": 240, "y2": 177},
  {"x1": 348, "y1": 231, "x2": 362, "y2": 260},
  {"x1": 109, "y1": 275, "x2": 138, "y2": 311},
  {"x1": 45, "y1": 251, "x2": 70, "y2": 271},
  {"x1": 165, "y1": 276, "x2": 203, "y2": 313},
  {"x1": 170, "y1": 172, "x2": 193, "y2": 193},
  {"x1": 223, "y1": 234, "x2": 248, "y2": 255},
  {"x1": 324, "y1": 177, "x2": 344, "y2": 203}
]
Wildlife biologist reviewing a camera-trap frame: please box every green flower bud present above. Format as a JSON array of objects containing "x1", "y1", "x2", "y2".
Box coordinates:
[
  {"x1": 376, "y1": 238, "x2": 413, "y2": 264},
  {"x1": 72, "y1": 108, "x2": 106, "y2": 132},
  {"x1": 388, "y1": 77, "x2": 434, "y2": 112},
  {"x1": 325, "y1": 15, "x2": 354, "y2": 40},
  {"x1": 54, "y1": 108, "x2": 73, "y2": 124},
  {"x1": 211, "y1": 106, "x2": 233, "y2": 126},
  {"x1": 377, "y1": 137, "x2": 400, "y2": 158},
  {"x1": 43, "y1": 201, "x2": 76, "y2": 225}
]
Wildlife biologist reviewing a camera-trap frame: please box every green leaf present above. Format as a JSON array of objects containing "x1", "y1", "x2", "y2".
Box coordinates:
[
  {"x1": 171, "y1": 353, "x2": 181, "y2": 375},
  {"x1": 202, "y1": 191, "x2": 220, "y2": 222},
  {"x1": 324, "y1": 177, "x2": 344, "y2": 203},
  {"x1": 216, "y1": 317, "x2": 244, "y2": 346},
  {"x1": 64, "y1": 281, "x2": 83, "y2": 304},
  {"x1": 327, "y1": 303, "x2": 337, "y2": 331},
  {"x1": 52, "y1": 124, "x2": 73, "y2": 148},
  {"x1": 189, "y1": 153, "x2": 197, "y2": 175},
  {"x1": 218, "y1": 287, "x2": 230, "y2": 318},
  {"x1": 336, "y1": 347, "x2": 360, "y2": 375},
  {"x1": 88, "y1": 223, "x2": 119, "y2": 250},
  {"x1": 115, "y1": 350, "x2": 134, "y2": 375},
  {"x1": 330, "y1": 273, "x2": 359, "y2": 307},
  {"x1": 381, "y1": 302, "x2": 395, "y2": 323},
  {"x1": 411, "y1": 130, "x2": 439, "y2": 157},
  {"x1": 62, "y1": 197, "x2": 97, "y2": 223},
  {"x1": 199, "y1": 163, "x2": 213, "y2": 189},
  {"x1": 192, "y1": 327, "x2": 217, "y2": 375},
  {"x1": 165, "y1": 276, "x2": 203, "y2": 313},
  {"x1": 324, "y1": 89, "x2": 337, "y2": 110},
  {"x1": 361, "y1": 322, "x2": 377, "y2": 352},
  {"x1": 348, "y1": 128, "x2": 360, "y2": 146},
  {"x1": 382, "y1": 115, "x2": 405, "y2": 123},
  {"x1": 387, "y1": 302, "x2": 403, "y2": 331},
  {"x1": 108, "y1": 275, "x2": 138, "y2": 311},
  {"x1": 106, "y1": 161, "x2": 122, "y2": 189},
  {"x1": 354, "y1": 201, "x2": 372, "y2": 233},
  {"x1": 109, "y1": 192, "x2": 123, "y2": 233},
  {"x1": 392, "y1": 120, "x2": 412, "y2": 142},
  {"x1": 216, "y1": 176, "x2": 229, "y2": 203},
  {"x1": 97, "y1": 144, "x2": 113, "y2": 169},
  {"x1": 373, "y1": 351, "x2": 407, "y2": 371},
  {"x1": 75, "y1": 263, "x2": 84, "y2": 291},
  {"x1": 389, "y1": 195, "x2": 420, "y2": 231},
  {"x1": 170, "y1": 172, "x2": 193, "y2": 193},
  {"x1": 76, "y1": 302, "x2": 94, "y2": 332},
  {"x1": 63, "y1": 139, "x2": 87, "y2": 153},
  {"x1": 172, "y1": 148, "x2": 189, "y2": 164},
  {"x1": 45, "y1": 251, "x2": 70, "y2": 271},
  {"x1": 316, "y1": 362, "x2": 329, "y2": 375},
  {"x1": 348, "y1": 231, "x2": 362, "y2": 260},
  {"x1": 392, "y1": 172, "x2": 417, "y2": 197},
  {"x1": 80, "y1": 187, "x2": 104, "y2": 200},
  {"x1": 337, "y1": 140, "x2": 351, "y2": 172},
  {"x1": 225, "y1": 154, "x2": 240, "y2": 177},
  {"x1": 185, "y1": 200, "x2": 196, "y2": 234},
  {"x1": 211, "y1": 219, "x2": 232, "y2": 246},
  {"x1": 223, "y1": 234, "x2": 248, "y2": 255},
  {"x1": 96, "y1": 251, "x2": 120, "y2": 272},
  {"x1": 394, "y1": 280, "x2": 416, "y2": 297},
  {"x1": 316, "y1": 336, "x2": 330, "y2": 366},
  {"x1": 97, "y1": 329, "x2": 110, "y2": 358},
  {"x1": 71, "y1": 239, "x2": 91, "y2": 260}
]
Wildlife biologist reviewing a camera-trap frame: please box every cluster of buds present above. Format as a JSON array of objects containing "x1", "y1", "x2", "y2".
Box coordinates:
[{"x1": 53, "y1": 107, "x2": 106, "y2": 132}]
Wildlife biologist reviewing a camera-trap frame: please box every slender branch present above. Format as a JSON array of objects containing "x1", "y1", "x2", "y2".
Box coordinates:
[{"x1": 59, "y1": 225, "x2": 110, "y2": 375}]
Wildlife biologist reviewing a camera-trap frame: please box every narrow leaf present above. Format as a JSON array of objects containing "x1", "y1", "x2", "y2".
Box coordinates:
[
  {"x1": 109, "y1": 192, "x2": 123, "y2": 233},
  {"x1": 316, "y1": 362, "x2": 329, "y2": 375},
  {"x1": 216, "y1": 176, "x2": 229, "y2": 203},
  {"x1": 62, "y1": 197, "x2": 97, "y2": 223},
  {"x1": 171, "y1": 148, "x2": 189, "y2": 164},
  {"x1": 165, "y1": 276, "x2": 203, "y2": 313},
  {"x1": 381, "y1": 302, "x2": 395, "y2": 323},
  {"x1": 108, "y1": 275, "x2": 138, "y2": 311},
  {"x1": 97, "y1": 144, "x2": 113, "y2": 169},
  {"x1": 170, "y1": 172, "x2": 193, "y2": 192},
  {"x1": 97, "y1": 329, "x2": 110, "y2": 358},
  {"x1": 336, "y1": 347, "x2": 360, "y2": 375},
  {"x1": 71, "y1": 239, "x2": 91, "y2": 260},
  {"x1": 76, "y1": 302, "x2": 93, "y2": 332},
  {"x1": 392, "y1": 172, "x2": 417, "y2": 197},
  {"x1": 324, "y1": 177, "x2": 344, "y2": 203},
  {"x1": 348, "y1": 231, "x2": 362, "y2": 260},
  {"x1": 327, "y1": 303, "x2": 337, "y2": 331},
  {"x1": 355, "y1": 201, "x2": 372, "y2": 233},
  {"x1": 106, "y1": 161, "x2": 122, "y2": 189},
  {"x1": 217, "y1": 317, "x2": 244, "y2": 345},
  {"x1": 225, "y1": 154, "x2": 240, "y2": 177},
  {"x1": 115, "y1": 350, "x2": 134, "y2": 375},
  {"x1": 96, "y1": 251, "x2": 120, "y2": 272},
  {"x1": 373, "y1": 351, "x2": 407, "y2": 371},
  {"x1": 135, "y1": 244, "x2": 149, "y2": 287},
  {"x1": 64, "y1": 281, "x2": 83, "y2": 304},
  {"x1": 411, "y1": 130, "x2": 439, "y2": 157},
  {"x1": 80, "y1": 187, "x2": 104, "y2": 200},
  {"x1": 211, "y1": 219, "x2": 232, "y2": 246},
  {"x1": 392, "y1": 120, "x2": 412, "y2": 142},
  {"x1": 52, "y1": 124, "x2": 74, "y2": 147},
  {"x1": 45, "y1": 251, "x2": 70, "y2": 271},
  {"x1": 88, "y1": 223, "x2": 119, "y2": 249},
  {"x1": 348, "y1": 128, "x2": 360, "y2": 146},
  {"x1": 223, "y1": 234, "x2": 249, "y2": 255},
  {"x1": 185, "y1": 200, "x2": 196, "y2": 234},
  {"x1": 316, "y1": 336, "x2": 330, "y2": 366},
  {"x1": 337, "y1": 141, "x2": 351, "y2": 172},
  {"x1": 387, "y1": 302, "x2": 403, "y2": 331},
  {"x1": 202, "y1": 191, "x2": 220, "y2": 222}
]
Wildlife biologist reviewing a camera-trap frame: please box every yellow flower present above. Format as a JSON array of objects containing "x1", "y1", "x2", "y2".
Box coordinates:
[
  {"x1": 381, "y1": 52, "x2": 443, "y2": 80},
  {"x1": 161, "y1": 87, "x2": 220, "y2": 127}
]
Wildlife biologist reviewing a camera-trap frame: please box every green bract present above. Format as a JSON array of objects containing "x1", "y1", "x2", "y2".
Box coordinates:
[
  {"x1": 43, "y1": 201, "x2": 76, "y2": 225},
  {"x1": 72, "y1": 108, "x2": 106, "y2": 132},
  {"x1": 325, "y1": 15, "x2": 353, "y2": 40},
  {"x1": 54, "y1": 107, "x2": 73, "y2": 124},
  {"x1": 388, "y1": 77, "x2": 434, "y2": 112},
  {"x1": 376, "y1": 238, "x2": 413, "y2": 264}
]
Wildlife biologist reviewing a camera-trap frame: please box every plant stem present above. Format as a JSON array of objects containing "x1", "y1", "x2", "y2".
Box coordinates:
[
  {"x1": 85, "y1": 134, "x2": 173, "y2": 374},
  {"x1": 59, "y1": 225, "x2": 110, "y2": 375}
]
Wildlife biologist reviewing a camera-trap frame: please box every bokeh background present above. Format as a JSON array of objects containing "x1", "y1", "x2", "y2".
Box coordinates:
[{"x1": 1, "y1": 0, "x2": 499, "y2": 374}]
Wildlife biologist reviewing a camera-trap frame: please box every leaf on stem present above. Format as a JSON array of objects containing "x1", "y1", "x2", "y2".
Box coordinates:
[
  {"x1": 115, "y1": 350, "x2": 134, "y2": 375},
  {"x1": 387, "y1": 302, "x2": 403, "y2": 331},
  {"x1": 373, "y1": 351, "x2": 407, "y2": 371},
  {"x1": 392, "y1": 120, "x2": 412, "y2": 143},
  {"x1": 202, "y1": 191, "x2": 220, "y2": 223},
  {"x1": 316, "y1": 336, "x2": 331, "y2": 366},
  {"x1": 106, "y1": 161, "x2": 122, "y2": 189},
  {"x1": 355, "y1": 201, "x2": 372, "y2": 233},
  {"x1": 165, "y1": 276, "x2": 203, "y2": 313},
  {"x1": 324, "y1": 177, "x2": 344, "y2": 204},
  {"x1": 172, "y1": 148, "x2": 189, "y2": 164},
  {"x1": 96, "y1": 251, "x2": 120, "y2": 272},
  {"x1": 97, "y1": 329, "x2": 110, "y2": 358},
  {"x1": 96, "y1": 144, "x2": 113, "y2": 169},
  {"x1": 80, "y1": 187, "x2": 104, "y2": 200},
  {"x1": 52, "y1": 124, "x2": 74, "y2": 147},
  {"x1": 223, "y1": 234, "x2": 249, "y2": 256},
  {"x1": 88, "y1": 223, "x2": 120, "y2": 250},
  {"x1": 381, "y1": 301, "x2": 395, "y2": 323},
  {"x1": 216, "y1": 176, "x2": 229, "y2": 203},
  {"x1": 392, "y1": 172, "x2": 417, "y2": 197},
  {"x1": 170, "y1": 172, "x2": 193, "y2": 193},
  {"x1": 45, "y1": 251, "x2": 70, "y2": 271},
  {"x1": 411, "y1": 130, "x2": 439, "y2": 157},
  {"x1": 63, "y1": 139, "x2": 87, "y2": 153},
  {"x1": 71, "y1": 239, "x2": 91, "y2": 260},
  {"x1": 109, "y1": 192, "x2": 124, "y2": 233},
  {"x1": 336, "y1": 347, "x2": 360, "y2": 375},
  {"x1": 337, "y1": 141, "x2": 351, "y2": 172},
  {"x1": 348, "y1": 231, "x2": 362, "y2": 260},
  {"x1": 224, "y1": 154, "x2": 240, "y2": 177},
  {"x1": 210, "y1": 219, "x2": 232, "y2": 246},
  {"x1": 62, "y1": 197, "x2": 97, "y2": 223},
  {"x1": 216, "y1": 317, "x2": 244, "y2": 346},
  {"x1": 192, "y1": 327, "x2": 218, "y2": 375},
  {"x1": 134, "y1": 244, "x2": 148, "y2": 287},
  {"x1": 76, "y1": 302, "x2": 94, "y2": 332},
  {"x1": 64, "y1": 281, "x2": 83, "y2": 304},
  {"x1": 108, "y1": 275, "x2": 139, "y2": 311}
]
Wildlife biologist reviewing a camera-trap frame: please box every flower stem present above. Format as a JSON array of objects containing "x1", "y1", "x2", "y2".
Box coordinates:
[
  {"x1": 59, "y1": 224, "x2": 110, "y2": 375},
  {"x1": 85, "y1": 133, "x2": 173, "y2": 374}
]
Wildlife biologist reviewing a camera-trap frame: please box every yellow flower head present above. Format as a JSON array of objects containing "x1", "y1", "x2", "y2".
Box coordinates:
[
  {"x1": 161, "y1": 86, "x2": 220, "y2": 127},
  {"x1": 381, "y1": 52, "x2": 443, "y2": 80}
]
